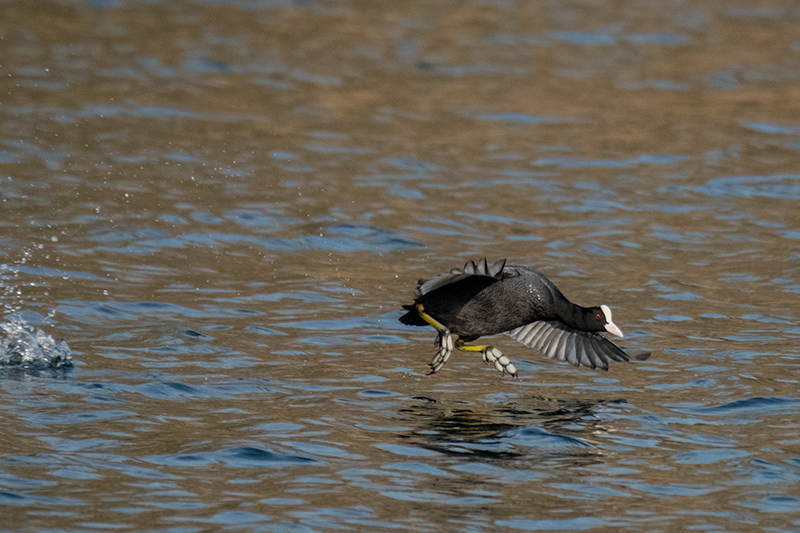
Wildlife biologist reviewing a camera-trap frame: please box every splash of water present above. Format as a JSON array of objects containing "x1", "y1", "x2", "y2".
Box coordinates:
[
  {"x1": 1, "y1": 245, "x2": 74, "y2": 369},
  {"x1": 0, "y1": 318, "x2": 73, "y2": 369}
]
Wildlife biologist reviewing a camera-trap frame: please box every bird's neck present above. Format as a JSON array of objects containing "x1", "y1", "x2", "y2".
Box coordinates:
[{"x1": 561, "y1": 302, "x2": 596, "y2": 331}]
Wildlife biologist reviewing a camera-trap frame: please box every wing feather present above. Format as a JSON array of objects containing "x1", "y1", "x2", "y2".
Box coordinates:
[
  {"x1": 505, "y1": 321, "x2": 630, "y2": 370},
  {"x1": 419, "y1": 258, "x2": 506, "y2": 295}
]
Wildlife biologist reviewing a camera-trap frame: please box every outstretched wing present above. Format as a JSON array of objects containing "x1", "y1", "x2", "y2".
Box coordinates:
[
  {"x1": 418, "y1": 258, "x2": 506, "y2": 296},
  {"x1": 505, "y1": 321, "x2": 629, "y2": 370}
]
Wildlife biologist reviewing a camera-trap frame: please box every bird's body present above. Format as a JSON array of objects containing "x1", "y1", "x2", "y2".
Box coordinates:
[
  {"x1": 403, "y1": 264, "x2": 578, "y2": 338},
  {"x1": 399, "y1": 259, "x2": 630, "y2": 376}
]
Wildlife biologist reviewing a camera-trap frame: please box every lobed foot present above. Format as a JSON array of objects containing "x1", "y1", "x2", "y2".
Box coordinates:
[
  {"x1": 428, "y1": 328, "x2": 454, "y2": 374},
  {"x1": 481, "y1": 346, "x2": 518, "y2": 377}
]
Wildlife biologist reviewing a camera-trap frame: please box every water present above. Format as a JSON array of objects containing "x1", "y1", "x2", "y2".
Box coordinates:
[{"x1": 2, "y1": 0, "x2": 800, "y2": 530}]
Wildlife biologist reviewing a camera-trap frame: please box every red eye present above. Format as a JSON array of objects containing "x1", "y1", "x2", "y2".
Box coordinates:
[{"x1": 595, "y1": 313, "x2": 601, "y2": 319}]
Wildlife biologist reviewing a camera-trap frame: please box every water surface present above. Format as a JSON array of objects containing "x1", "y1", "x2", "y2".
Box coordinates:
[{"x1": 2, "y1": 0, "x2": 800, "y2": 530}]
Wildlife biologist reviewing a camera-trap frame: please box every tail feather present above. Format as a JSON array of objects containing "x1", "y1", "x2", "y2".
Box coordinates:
[{"x1": 399, "y1": 304, "x2": 426, "y2": 326}]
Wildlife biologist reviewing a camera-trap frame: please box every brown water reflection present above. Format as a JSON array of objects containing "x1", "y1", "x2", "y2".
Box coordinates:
[{"x1": 2, "y1": 0, "x2": 800, "y2": 530}]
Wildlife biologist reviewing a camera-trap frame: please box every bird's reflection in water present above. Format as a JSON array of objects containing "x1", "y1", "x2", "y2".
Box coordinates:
[{"x1": 398, "y1": 396, "x2": 628, "y2": 465}]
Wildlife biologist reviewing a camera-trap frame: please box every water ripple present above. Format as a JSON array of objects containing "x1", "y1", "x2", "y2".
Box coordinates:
[
  {"x1": 690, "y1": 174, "x2": 800, "y2": 199},
  {"x1": 145, "y1": 447, "x2": 318, "y2": 469}
]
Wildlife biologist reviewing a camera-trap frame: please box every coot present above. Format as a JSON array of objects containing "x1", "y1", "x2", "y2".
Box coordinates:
[{"x1": 399, "y1": 258, "x2": 630, "y2": 377}]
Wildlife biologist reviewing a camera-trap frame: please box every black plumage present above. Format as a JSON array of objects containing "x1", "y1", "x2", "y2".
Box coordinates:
[{"x1": 399, "y1": 258, "x2": 630, "y2": 376}]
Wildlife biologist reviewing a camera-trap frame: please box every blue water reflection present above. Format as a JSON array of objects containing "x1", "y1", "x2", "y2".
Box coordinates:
[{"x1": 3, "y1": 0, "x2": 800, "y2": 530}]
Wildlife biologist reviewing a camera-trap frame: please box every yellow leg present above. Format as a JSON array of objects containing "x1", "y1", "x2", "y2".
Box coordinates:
[
  {"x1": 454, "y1": 339, "x2": 487, "y2": 352},
  {"x1": 416, "y1": 304, "x2": 447, "y2": 331}
]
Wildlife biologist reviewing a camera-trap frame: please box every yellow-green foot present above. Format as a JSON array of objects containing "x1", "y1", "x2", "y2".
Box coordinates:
[
  {"x1": 455, "y1": 340, "x2": 518, "y2": 377},
  {"x1": 481, "y1": 346, "x2": 518, "y2": 377},
  {"x1": 428, "y1": 329, "x2": 454, "y2": 374}
]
